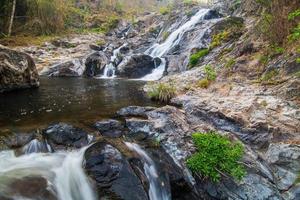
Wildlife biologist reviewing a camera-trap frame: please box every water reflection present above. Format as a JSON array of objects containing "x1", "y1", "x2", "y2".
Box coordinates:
[{"x1": 0, "y1": 77, "x2": 156, "y2": 132}]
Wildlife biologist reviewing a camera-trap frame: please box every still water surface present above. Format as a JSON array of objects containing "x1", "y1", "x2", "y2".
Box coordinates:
[{"x1": 0, "y1": 77, "x2": 157, "y2": 132}]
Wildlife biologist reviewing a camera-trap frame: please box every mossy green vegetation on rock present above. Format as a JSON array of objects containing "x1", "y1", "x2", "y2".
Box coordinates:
[
  {"x1": 189, "y1": 48, "x2": 209, "y2": 68},
  {"x1": 187, "y1": 132, "x2": 246, "y2": 182},
  {"x1": 147, "y1": 82, "x2": 176, "y2": 103}
]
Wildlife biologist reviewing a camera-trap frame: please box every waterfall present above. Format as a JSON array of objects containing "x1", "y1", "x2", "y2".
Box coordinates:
[
  {"x1": 125, "y1": 142, "x2": 171, "y2": 200},
  {"x1": 102, "y1": 44, "x2": 127, "y2": 78},
  {"x1": 0, "y1": 147, "x2": 96, "y2": 200},
  {"x1": 140, "y1": 8, "x2": 211, "y2": 81}
]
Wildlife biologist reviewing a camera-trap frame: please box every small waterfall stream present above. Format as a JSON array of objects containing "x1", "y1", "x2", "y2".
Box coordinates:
[
  {"x1": 102, "y1": 44, "x2": 127, "y2": 78},
  {"x1": 0, "y1": 146, "x2": 96, "y2": 200},
  {"x1": 140, "y1": 8, "x2": 211, "y2": 80},
  {"x1": 125, "y1": 142, "x2": 171, "y2": 200}
]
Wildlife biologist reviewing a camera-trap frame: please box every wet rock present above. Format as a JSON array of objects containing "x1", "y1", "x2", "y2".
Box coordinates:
[
  {"x1": 117, "y1": 106, "x2": 156, "y2": 117},
  {"x1": 89, "y1": 44, "x2": 104, "y2": 51},
  {"x1": 94, "y1": 119, "x2": 124, "y2": 138},
  {"x1": 41, "y1": 59, "x2": 85, "y2": 77},
  {"x1": 266, "y1": 143, "x2": 300, "y2": 191},
  {"x1": 42, "y1": 123, "x2": 88, "y2": 149},
  {"x1": 3, "y1": 133, "x2": 35, "y2": 149},
  {"x1": 85, "y1": 142, "x2": 148, "y2": 200},
  {"x1": 203, "y1": 9, "x2": 222, "y2": 20},
  {"x1": 116, "y1": 54, "x2": 159, "y2": 78},
  {"x1": 84, "y1": 52, "x2": 109, "y2": 77},
  {"x1": 0, "y1": 45, "x2": 39, "y2": 93},
  {"x1": 6, "y1": 176, "x2": 56, "y2": 200}
]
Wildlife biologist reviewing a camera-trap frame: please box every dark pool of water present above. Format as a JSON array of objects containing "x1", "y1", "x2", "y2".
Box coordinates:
[{"x1": 0, "y1": 77, "x2": 157, "y2": 132}]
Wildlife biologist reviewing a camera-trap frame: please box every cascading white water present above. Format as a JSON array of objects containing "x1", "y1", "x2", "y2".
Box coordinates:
[
  {"x1": 140, "y1": 8, "x2": 211, "y2": 81},
  {"x1": 147, "y1": 8, "x2": 210, "y2": 58},
  {"x1": 102, "y1": 44, "x2": 127, "y2": 78},
  {"x1": 125, "y1": 142, "x2": 170, "y2": 200},
  {"x1": 0, "y1": 147, "x2": 96, "y2": 200}
]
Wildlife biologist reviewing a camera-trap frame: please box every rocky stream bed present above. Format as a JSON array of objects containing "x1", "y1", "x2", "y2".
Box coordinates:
[{"x1": 0, "y1": 0, "x2": 299, "y2": 200}]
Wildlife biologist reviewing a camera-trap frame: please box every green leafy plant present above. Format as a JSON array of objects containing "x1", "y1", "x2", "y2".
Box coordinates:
[
  {"x1": 225, "y1": 58, "x2": 236, "y2": 69},
  {"x1": 204, "y1": 65, "x2": 217, "y2": 81},
  {"x1": 187, "y1": 132, "x2": 246, "y2": 182},
  {"x1": 296, "y1": 58, "x2": 300, "y2": 64},
  {"x1": 288, "y1": 9, "x2": 300, "y2": 21},
  {"x1": 189, "y1": 48, "x2": 210, "y2": 68},
  {"x1": 147, "y1": 83, "x2": 176, "y2": 103}
]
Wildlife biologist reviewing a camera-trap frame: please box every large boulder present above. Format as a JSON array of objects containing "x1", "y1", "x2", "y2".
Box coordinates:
[
  {"x1": 0, "y1": 45, "x2": 39, "y2": 93},
  {"x1": 85, "y1": 142, "x2": 148, "y2": 200},
  {"x1": 41, "y1": 59, "x2": 85, "y2": 77},
  {"x1": 116, "y1": 54, "x2": 160, "y2": 78},
  {"x1": 42, "y1": 123, "x2": 89, "y2": 150},
  {"x1": 84, "y1": 52, "x2": 109, "y2": 77},
  {"x1": 94, "y1": 119, "x2": 124, "y2": 138}
]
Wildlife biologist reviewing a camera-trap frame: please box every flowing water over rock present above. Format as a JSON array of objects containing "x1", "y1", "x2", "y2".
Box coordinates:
[
  {"x1": 0, "y1": 146, "x2": 96, "y2": 200},
  {"x1": 125, "y1": 142, "x2": 171, "y2": 200}
]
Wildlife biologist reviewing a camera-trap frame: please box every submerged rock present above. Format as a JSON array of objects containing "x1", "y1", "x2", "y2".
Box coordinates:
[
  {"x1": 116, "y1": 54, "x2": 159, "y2": 78},
  {"x1": 94, "y1": 119, "x2": 124, "y2": 138},
  {"x1": 42, "y1": 123, "x2": 88, "y2": 149},
  {"x1": 0, "y1": 45, "x2": 39, "y2": 93},
  {"x1": 85, "y1": 142, "x2": 148, "y2": 200}
]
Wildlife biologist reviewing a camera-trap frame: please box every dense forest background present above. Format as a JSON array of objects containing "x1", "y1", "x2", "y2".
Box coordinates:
[{"x1": 0, "y1": 0, "x2": 174, "y2": 37}]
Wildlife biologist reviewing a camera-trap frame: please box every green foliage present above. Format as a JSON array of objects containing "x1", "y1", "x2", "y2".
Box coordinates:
[
  {"x1": 260, "y1": 69, "x2": 279, "y2": 83},
  {"x1": 288, "y1": 24, "x2": 300, "y2": 42},
  {"x1": 225, "y1": 58, "x2": 236, "y2": 69},
  {"x1": 272, "y1": 45, "x2": 284, "y2": 54},
  {"x1": 147, "y1": 83, "x2": 176, "y2": 103},
  {"x1": 183, "y1": 0, "x2": 197, "y2": 6},
  {"x1": 209, "y1": 31, "x2": 230, "y2": 49},
  {"x1": 189, "y1": 49, "x2": 210, "y2": 68},
  {"x1": 197, "y1": 79, "x2": 210, "y2": 89},
  {"x1": 288, "y1": 9, "x2": 300, "y2": 21},
  {"x1": 296, "y1": 58, "x2": 300, "y2": 64},
  {"x1": 186, "y1": 132, "x2": 246, "y2": 182},
  {"x1": 204, "y1": 65, "x2": 217, "y2": 81},
  {"x1": 159, "y1": 6, "x2": 170, "y2": 15},
  {"x1": 99, "y1": 15, "x2": 120, "y2": 33}
]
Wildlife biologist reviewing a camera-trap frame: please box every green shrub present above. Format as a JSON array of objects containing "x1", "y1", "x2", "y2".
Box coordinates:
[
  {"x1": 197, "y1": 79, "x2": 210, "y2": 89},
  {"x1": 225, "y1": 58, "x2": 236, "y2": 69},
  {"x1": 288, "y1": 24, "x2": 300, "y2": 41},
  {"x1": 187, "y1": 132, "x2": 246, "y2": 182},
  {"x1": 159, "y1": 7, "x2": 170, "y2": 15},
  {"x1": 204, "y1": 65, "x2": 217, "y2": 81},
  {"x1": 209, "y1": 31, "x2": 230, "y2": 49},
  {"x1": 147, "y1": 83, "x2": 176, "y2": 103},
  {"x1": 189, "y1": 49, "x2": 210, "y2": 68},
  {"x1": 296, "y1": 58, "x2": 300, "y2": 64},
  {"x1": 288, "y1": 9, "x2": 300, "y2": 21}
]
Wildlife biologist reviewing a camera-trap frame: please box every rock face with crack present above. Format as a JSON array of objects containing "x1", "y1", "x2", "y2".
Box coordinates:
[
  {"x1": 84, "y1": 142, "x2": 149, "y2": 200},
  {"x1": 0, "y1": 45, "x2": 39, "y2": 93}
]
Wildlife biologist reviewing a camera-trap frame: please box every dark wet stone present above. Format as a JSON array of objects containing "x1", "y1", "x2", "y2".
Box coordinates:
[
  {"x1": 117, "y1": 106, "x2": 156, "y2": 117},
  {"x1": 116, "y1": 54, "x2": 160, "y2": 78},
  {"x1": 42, "y1": 123, "x2": 88, "y2": 149},
  {"x1": 8, "y1": 176, "x2": 56, "y2": 200},
  {"x1": 94, "y1": 119, "x2": 124, "y2": 138},
  {"x1": 84, "y1": 51, "x2": 109, "y2": 77},
  {"x1": 85, "y1": 142, "x2": 148, "y2": 200},
  {"x1": 3, "y1": 133, "x2": 35, "y2": 149}
]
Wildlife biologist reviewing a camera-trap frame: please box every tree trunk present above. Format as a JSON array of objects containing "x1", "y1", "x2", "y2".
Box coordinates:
[{"x1": 8, "y1": 0, "x2": 16, "y2": 36}]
